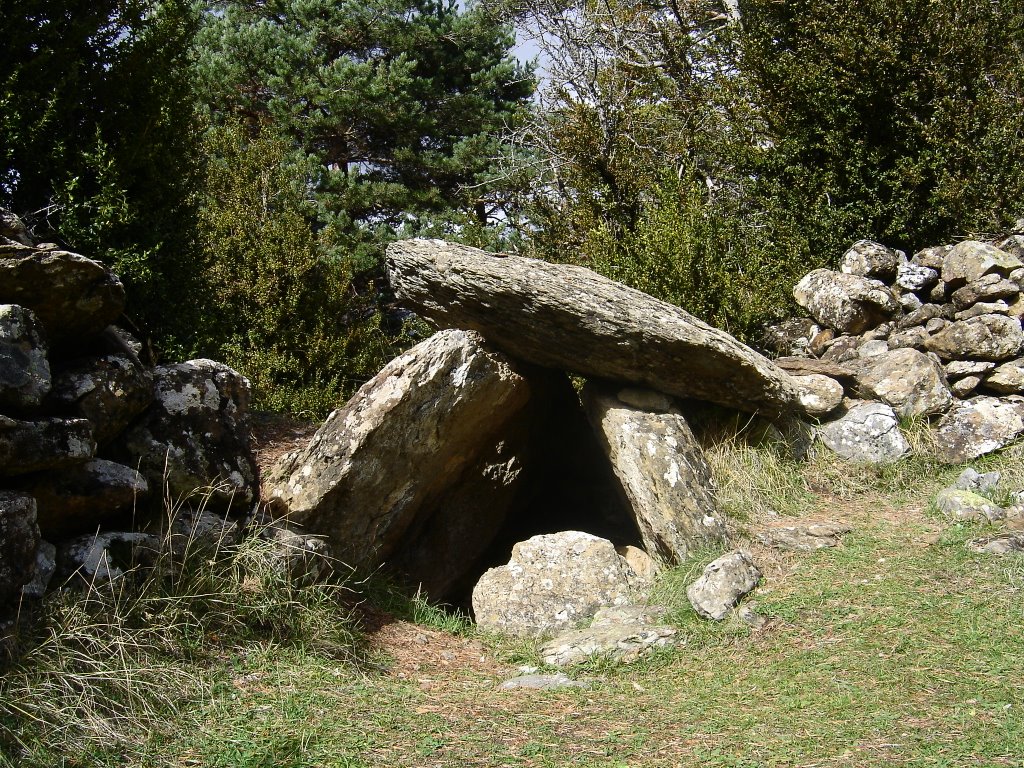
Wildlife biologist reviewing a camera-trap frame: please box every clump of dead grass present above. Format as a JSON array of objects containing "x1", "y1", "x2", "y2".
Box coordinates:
[{"x1": 0, "y1": 484, "x2": 362, "y2": 767}]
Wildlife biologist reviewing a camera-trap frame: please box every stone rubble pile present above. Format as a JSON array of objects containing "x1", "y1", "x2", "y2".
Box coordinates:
[
  {"x1": 0, "y1": 208, "x2": 261, "y2": 612},
  {"x1": 768, "y1": 236, "x2": 1024, "y2": 464}
]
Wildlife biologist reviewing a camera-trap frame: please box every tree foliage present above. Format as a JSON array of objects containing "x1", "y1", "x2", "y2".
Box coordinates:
[
  {"x1": 502, "y1": 0, "x2": 1024, "y2": 340},
  {"x1": 196, "y1": 0, "x2": 534, "y2": 267},
  {"x1": 186, "y1": 0, "x2": 531, "y2": 410},
  {"x1": 194, "y1": 121, "x2": 397, "y2": 414},
  {"x1": 739, "y1": 0, "x2": 1024, "y2": 253},
  {"x1": 0, "y1": 0, "x2": 203, "y2": 348}
]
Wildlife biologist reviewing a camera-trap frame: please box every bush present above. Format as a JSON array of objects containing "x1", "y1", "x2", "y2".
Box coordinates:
[
  {"x1": 193, "y1": 121, "x2": 397, "y2": 416},
  {"x1": 739, "y1": 0, "x2": 1024, "y2": 253},
  {"x1": 573, "y1": 171, "x2": 820, "y2": 342}
]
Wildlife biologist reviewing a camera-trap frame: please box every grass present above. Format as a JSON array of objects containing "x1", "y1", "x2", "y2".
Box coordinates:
[
  {"x1": 0, "y1": 489, "x2": 364, "y2": 768},
  {"x1": 4, "y1": 438, "x2": 1024, "y2": 767}
]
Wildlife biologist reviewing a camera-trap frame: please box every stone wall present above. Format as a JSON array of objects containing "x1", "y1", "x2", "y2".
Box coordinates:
[
  {"x1": 1, "y1": 209, "x2": 257, "y2": 612},
  {"x1": 768, "y1": 234, "x2": 1024, "y2": 463}
]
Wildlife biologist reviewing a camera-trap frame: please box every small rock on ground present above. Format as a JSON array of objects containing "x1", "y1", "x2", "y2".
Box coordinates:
[
  {"x1": 967, "y1": 532, "x2": 1024, "y2": 555},
  {"x1": 953, "y1": 468, "x2": 1001, "y2": 494},
  {"x1": 686, "y1": 550, "x2": 762, "y2": 621},
  {"x1": 934, "y1": 488, "x2": 1005, "y2": 523},
  {"x1": 498, "y1": 674, "x2": 589, "y2": 691},
  {"x1": 539, "y1": 607, "x2": 680, "y2": 667},
  {"x1": 756, "y1": 521, "x2": 852, "y2": 551}
]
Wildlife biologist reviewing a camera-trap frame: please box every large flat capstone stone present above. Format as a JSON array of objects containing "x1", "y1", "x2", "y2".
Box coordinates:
[{"x1": 386, "y1": 239, "x2": 809, "y2": 417}]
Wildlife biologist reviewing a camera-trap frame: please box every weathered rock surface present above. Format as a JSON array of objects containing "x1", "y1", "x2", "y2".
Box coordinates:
[
  {"x1": 0, "y1": 304, "x2": 51, "y2": 410},
  {"x1": 774, "y1": 357, "x2": 856, "y2": 381},
  {"x1": 956, "y1": 300, "x2": 1010, "y2": 320},
  {"x1": 0, "y1": 415, "x2": 95, "y2": 476},
  {"x1": 0, "y1": 246, "x2": 125, "y2": 343},
  {"x1": 821, "y1": 335, "x2": 863, "y2": 363},
  {"x1": 899, "y1": 292, "x2": 923, "y2": 313},
  {"x1": 266, "y1": 330, "x2": 531, "y2": 570},
  {"x1": 945, "y1": 360, "x2": 996, "y2": 379},
  {"x1": 897, "y1": 303, "x2": 944, "y2": 330},
  {"x1": 113, "y1": 359, "x2": 256, "y2": 511},
  {"x1": 951, "y1": 274, "x2": 1019, "y2": 310},
  {"x1": 761, "y1": 318, "x2": 820, "y2": 357},
  {"x1": 47, "y1": 354, "x2": 153, "y2": 445},
  {"x1": 757, "y1": 521, "x2": 852, "y2": 551},
  {"x1": 21, "y1": 539, "x2": 56, "y2": 599},
  {"x1": 793, "y1": 269, "x2": 900, "y2": 335},
  {"x1": 0, "y1": 208, "x2": 33, "y2": 246},
  {"x1": 840, "y1": 240, "x2": 901, "y2": 280},
  {"x1": 896, "y1": 263, "x2": 939, "y2": 293},
  {"x1": 818, "y1": 402, "x2": 910, "y2": 464},
  {"x1": 887, "y1": 326, "x2": 930, "y2": 350},
  {"x1": 256, "y1": 522, "x2": 331, "y2": 585},
  {"x1": 18, "y1": 459, "x2": 148, "y2": 539},
  {"x1": 858, "y1": 339, "x2": 890, "y2": 358},
  {"x1": 583, "y1": 385, "x2": 728, "y2": 565},
  {"x1": 472, "y1": 531, "x2": 648, "y2": 637},
  {"x1": 984, "y1": 359, "x2": 1024, "y2": 394},
  {"x1": 934, "y1": 488, "x2": 1005, "y2": 523},
  {"x1": 386, "y1": 240, "x2": 808, "y2": 416},
  {"x1": 967, "y1": 532, "x2": 1024, "y2": 555},
  {"x1": 953, "y1": 468, "x2": 1001, "y2": 494},
  {"x1": 539, "y1": 605, "x2": 679, "y2": 666},
  {"x1": 850, "y1": 348, "x2": 952, "y2": 418},
  {"x1": 941, "y1": 241, "x2": 1022, "y2": 289},
  {"x1": 57, "y1": 531, "x2": 160, "y2": 585},
  {"x1": 686, "y1": 550, "x2": 761, "y2": 620},
  {"x1": 792, "y1": 373, "x2": 845, "y2": 416},
  {"x1": 388, "y1": 422, "x2": 531, "y2": 600},
  {"x1": 923, "y1": 314, "x2": 1024, "y2": 361},
  {"x1": 932, "y1": 396, "x2": 1024, "y2": 463},
  {"x1": 1, "y1": 491, "x2": 41, "y2": 607}
]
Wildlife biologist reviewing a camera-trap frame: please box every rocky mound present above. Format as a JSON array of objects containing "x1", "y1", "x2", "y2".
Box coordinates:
[{"x1": 1, "y1": 209, "x2": 259, "y2": 612}]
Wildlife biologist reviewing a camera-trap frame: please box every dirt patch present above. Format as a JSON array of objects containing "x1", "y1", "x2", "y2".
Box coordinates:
[
  {"x1": 250, "y1": 411, "x2": 319, "y2": 484},
  {"x1": 371, "y1": 619, "x2": 511, "y2": 688}
]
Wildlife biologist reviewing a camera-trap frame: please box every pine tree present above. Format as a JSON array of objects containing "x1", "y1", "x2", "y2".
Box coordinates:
[{"x1": 196, "y1": 0, "x2": 534, "y2": 268}]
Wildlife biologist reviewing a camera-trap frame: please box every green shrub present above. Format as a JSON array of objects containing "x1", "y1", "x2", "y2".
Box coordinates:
[
  {"x1": 193, "y1": 121, "x2": 397, "y2": 416},
  {"x1": 579, "y1": 172, "x2": 820, "y2": 341}
]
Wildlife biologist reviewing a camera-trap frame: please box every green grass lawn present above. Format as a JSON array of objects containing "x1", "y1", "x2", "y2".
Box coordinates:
[{"x1": 5, "y1": 443, "x2": 1024, "y2": 768}]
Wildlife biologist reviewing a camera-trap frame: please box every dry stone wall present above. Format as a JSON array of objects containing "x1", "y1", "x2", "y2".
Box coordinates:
[
  {"x1": 0, "y1": 209, "x2": 258, "y2": 614},
  {"x1": 769, "y1": 234, "x2": 1024, "y2": 464}
]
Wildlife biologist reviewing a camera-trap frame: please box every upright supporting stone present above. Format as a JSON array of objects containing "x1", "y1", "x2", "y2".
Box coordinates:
[
  {"x1": 265, "y1": 329, "x2": 532, "y2": 571},
  {"x1": 583, "y1": 384, "x2": 728, "y2": 565}
]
